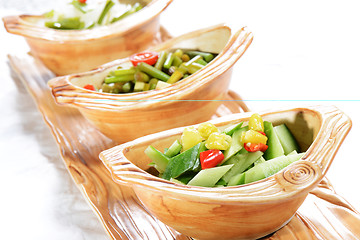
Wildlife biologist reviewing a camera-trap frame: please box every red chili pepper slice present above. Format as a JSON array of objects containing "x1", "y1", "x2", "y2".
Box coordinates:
[
  {"x1": 244, "y1": 142, "x2": 268, "y2": 152},
  {"x1": 78, "y1": 0, "x2": 87, "y2": 3},
  {"x1": 258, "y1": 131, "x2": 266, "y2": 136},
  {"x1": 200, "y1": 149, "x2": 224, "y2": 169},
  {"x1": 130, "y1": 51, "x2": 159, "y2": 66},
  {"x1": 84, "y1": 84, "x2": 95, "y2": 91}
]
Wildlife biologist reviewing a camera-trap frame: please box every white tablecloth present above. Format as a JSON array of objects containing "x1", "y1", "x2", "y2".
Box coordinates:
[{"x1": 1, "y1": 0, "x2": 360, "y2": 239}]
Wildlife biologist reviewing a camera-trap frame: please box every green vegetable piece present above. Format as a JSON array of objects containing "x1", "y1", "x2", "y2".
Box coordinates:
[
  {"x1": 163, "y1": 52, "x2": 174, "y2": 69},
  {"x1": 184, "y1": 55, "x2": 202, "y2": 67},
  {"x1": 162, "y1": 143, "x2": 202, "y2": 180},
  {"x1": 70, "y1": 0, "x2": 88, "y2": 14},
  {"x1": 167, "y1": 70, "x2": 183, "y2": 84},
  {"x1": 134, "y1": 81, "x2": 145, "y2": 92},
  {"x1": 111, "y1": 2, "x2": 142, "y2": 23},
  {"x1": 195, "y1": 58, "x2": 208, "y2": 66},
  {"x1": 263, "y1": 121, "x2": 285, "y2": 160},
  {"x1": 186, "y1": 51, "x2": 214, "y2": 62},
  {"x1": 222, "y1": 126, "x2": 247, "y2": 162},
  {"x1": 244, "y1": 153, "x2": 304, "y2": 184},
  {"x1": 174, "y1": 172, "x2": 196, "y2": 185},
  {"x1": 154, "y1": 51, "x2": 167, "y2": 70},
  {"x1": 122, "y1": 82, "x2": 132, "y2": 92},
  {"x1": 104, "y1": 74, "x2": 134, "y2": 84},
  {"x1": 222, "y1": 151, "x2": 263, "y2": 184},
  {"x1": 113, "y1": 68, "x2": 136, "y2": 76},
  {"x1": 98, "y1": 0, "x2": 115, "y2": 24},
  {"x1": 164, "y1": 140, "x2": 182, "y2": 158},
  {"x1": 227, "y1": 172, "x2": 245, "y2": 186},
  {"x1": 43, "y1": 10, "x2": 54, "y2": 18},
  {"x1": 45, "y1": 16, "x2": 85, "y2": 30},
  {"x1": 172, "y1": 55, "x2": 183, "y2": 67},
  {"x1": 223, "y1": 122, "x2": 244, "y2": 136},
  {"x1": 187, "y1": 63, "x2": 203, "y2": 74},
  {"x1": 134, "y1": 72, "x2": 150, "y2": 82},
  {"x1": 254, "y1": 156, "x2": 266, "y2": 165},
  {"x1": 173, "y1": 49, "x2": 183, "y2": 58},
  {"x1": 274, "y1": 124, "x2": 300, "y2": 155},
  {"x1": 187, "y1": 164, "x2": 233, "y2": 187},
  {"x1": 145, "y1": 146, "x2": 170, "y2": 173},
  {"x1": 149, "y1": 78, "x2": 159, "y2": 90},
  {"x1": 138, "y1": 62, "x2": 170, "y2": 82}
]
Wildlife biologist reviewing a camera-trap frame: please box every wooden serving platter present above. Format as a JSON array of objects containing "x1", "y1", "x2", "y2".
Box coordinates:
[{"x1": 8, "y1": 53, "x2": 360, "y2": 240}]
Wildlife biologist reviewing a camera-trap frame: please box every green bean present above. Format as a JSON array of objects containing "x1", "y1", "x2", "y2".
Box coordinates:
[
  {"x1": 149, "y1": 78, "x2": 159, "y2": 90},
  {"x1": 195, "y1": 58, "x2": 208, "y2": 66},
  {"x1": 172, "y1": 55, "x2": 183, "y2": 67},
  {"x1": 138, "y1": 62, "x2": 170, "y2": 82},
  {"x1": 187, "y1": 62, "x2": 203, "y2": 74},
  {"x1": 104, "y1": 74, "x2": 134, "y2": 84},
  {"x1": 98, "y1": 0, "x2": 115, "y2": 24},
  {"x1": 122, "y1": 82, "x2": 132, "y2": 92},
  {"x1": 154, "y1": 51, "x2": 167, "y2": 70},
  {"x1": 186, "y1": 51, "x2": 214, "y2": 62},
  {"x1": 45, "y1": 17, "x2": 85, "y2": 30},
  {"x1": 111, "y1": 3, "x2": 142, "y2": 23},
  {"x1": 184, "y1": 55, "x2": 202, "y2": 67},
  {"x1": 167, "y1": 70, "x2": 183, "y2": 84},
  {"x1": 173, "y1": 49, "x2": 183, "y2": 58},
  {"x1": 113, "y1": 68, "x2": 136, "y2": 76},
  {"x1": 134, "y1": 71, "x2": 150, "y2": 82},
  {"x1": 163, "y1": 52, "x2": 174, "y2": 69}
]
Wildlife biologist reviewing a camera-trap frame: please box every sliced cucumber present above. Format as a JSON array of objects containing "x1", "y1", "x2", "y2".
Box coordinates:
[
  {"x1": 165, "y1": 139, "x2": 182, "y2": 157},
  {"x1": 145, "y1": 146, "x2": 170, "y2": 173},
  {"x1": 223, "y1": 122, "x2": 244, "y2": 136},
  {"x1": 222, "y1": 126, "x2": 247, "y2": 163},
  {"x1": 187, "y1": 164, "x2": 233, "y2": 187},
  {"x1": 227, "y1": 172, "x2": 245, "y2": 186},
  {"x1": 274, "y1": 124, "x2": 300, "y2": 155},
  {"x1": 263, "y1": 121, "x2": 285, "y2": 160},
  {"x1": 243, "y1": 153, "x2": 303, "y2": 184},
  {"x1": 222, "y1": 151, "x2": 263, "y2": 184}
]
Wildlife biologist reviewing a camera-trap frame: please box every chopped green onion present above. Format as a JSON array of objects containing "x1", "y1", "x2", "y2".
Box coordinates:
[{"x1": 98, "y1": 0, "x2": 115, "y2": 24}]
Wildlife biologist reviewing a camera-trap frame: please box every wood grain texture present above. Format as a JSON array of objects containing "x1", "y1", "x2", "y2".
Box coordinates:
[
  {"x1": 8, "y1": 54, "x2": 360, "y2": 240},
  {"x1": 2, "y1": 0, "x2": 173, "y2": 75}
]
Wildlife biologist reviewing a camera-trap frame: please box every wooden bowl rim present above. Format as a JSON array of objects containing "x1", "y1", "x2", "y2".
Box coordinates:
[
  {"x1": 47, "y1": 24, "x2": 254, "y2": 110},
  {"x1": 2, "y1": 0, "x2": 173, "y2": 42}
]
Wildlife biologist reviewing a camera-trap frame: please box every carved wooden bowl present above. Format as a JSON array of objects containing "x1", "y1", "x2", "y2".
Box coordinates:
[
  {"x1": 47, "y1": 24, "x2": 254, "y2": 144},
  {"x1": 2, "y1": 0, "x2": 173, "y2": 75},
  {"x1": 99, "y1": 105, "x2": 351, "y2": 240}
]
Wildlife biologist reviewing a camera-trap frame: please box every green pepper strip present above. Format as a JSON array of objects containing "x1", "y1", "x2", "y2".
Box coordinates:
[
  {"x1": 186, "y1": 51, "x2": 214, "y2": 62},
  {"x1": 163, "y1": 52, "x2": 174, "y2": 69},
  {"x1": 154, "y1": 51, "x2": 167, "y2": 70},
  {"x1": 104, "y1": 74, "x2": 134, "y2": 84},
  {"x1": 111, "y1": 3, "x2": 143, "y2": 23},
  {"x1": 138, "y1": 62, "x2": 170, "y2": 82},
  {"x1": 113, "y1": 68, "x2": 136, "y2": 76},
  {"x1": 98, "y1": 0, "x2": 115, "y2": 24}
]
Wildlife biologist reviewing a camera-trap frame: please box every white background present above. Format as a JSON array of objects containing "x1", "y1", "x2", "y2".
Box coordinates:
[{"x1": 1, "y1": 0, "x2": 360, "y2": 239}]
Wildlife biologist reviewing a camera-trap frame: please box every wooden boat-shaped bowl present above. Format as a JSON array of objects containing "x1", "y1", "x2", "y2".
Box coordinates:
[
  {"x1": 2, "y1": 0, "x2": 173, "y2": 75},
  {"x1": 99, "y1": 105, "x2": 351, "y2": 240},
  {"x1": 47, "y1": 24, "x2": 254, "y2": 144}
]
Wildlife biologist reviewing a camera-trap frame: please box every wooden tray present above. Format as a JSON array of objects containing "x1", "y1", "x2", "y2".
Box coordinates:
[{"x1": 8, "y1": 53, "x2": 360, "y2": 240}]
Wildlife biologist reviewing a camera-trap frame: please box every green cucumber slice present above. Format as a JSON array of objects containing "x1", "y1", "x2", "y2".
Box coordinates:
[
  {"x1": 222, "y1": 151, "x2": 263, "y2": 184},
  {"x1": 187, "y1": 164, "x2": 233, "y2": 187},
  {"x1": 263, "y1": 121, "x2": 285, "y2": 160},
  {"x1": 222, "y1": 126, "x2": 248, "y2": 163},
  {"x1": 145, "y1": 146, "x2": 170, "y2": 173},
  {"x1": 274, "y1": 124, "x2": 300, "y2": 155}
]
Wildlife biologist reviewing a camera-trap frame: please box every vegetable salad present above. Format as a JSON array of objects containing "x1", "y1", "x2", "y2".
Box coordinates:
[
  {"x1": 145, "y1": 114, "x2": 305, "y2": 187},
  {"x1": 44, "y1": 0, "x2": 144, "y2": 30},
  {"x1": 83, "y1": 49, "x2": 216, "y2": 93}
]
